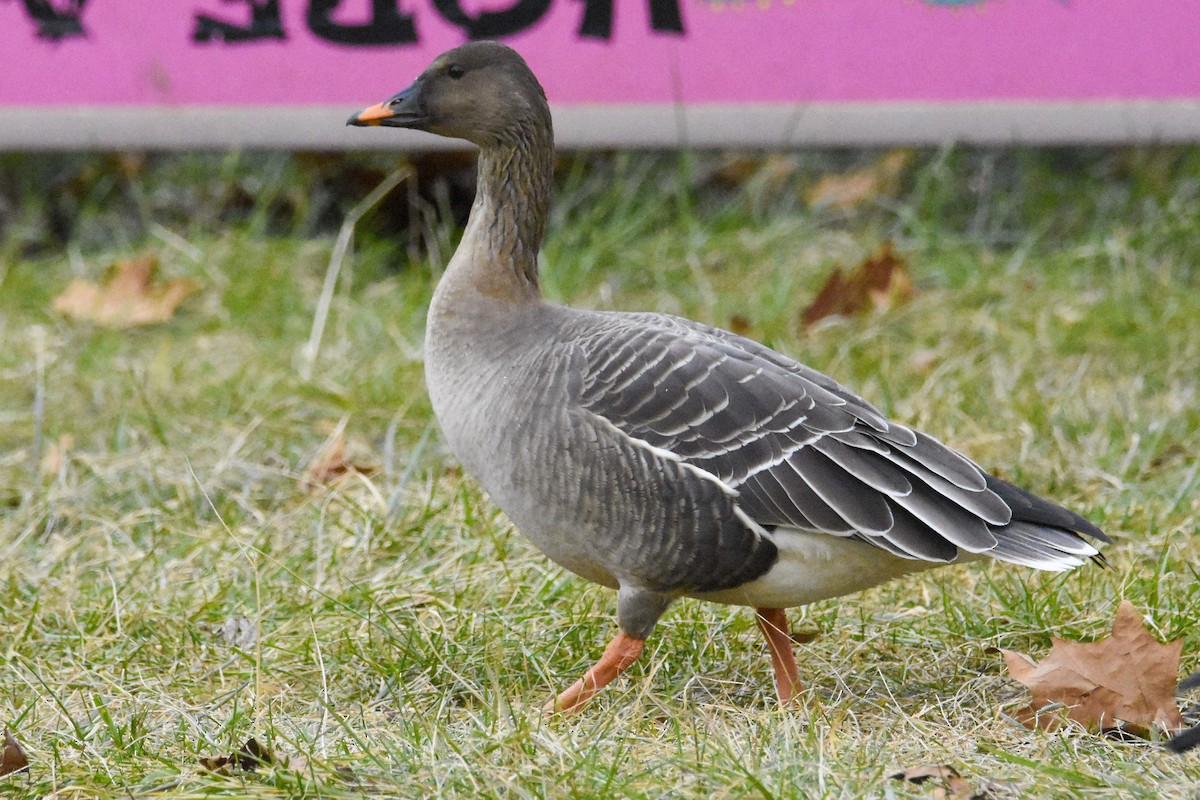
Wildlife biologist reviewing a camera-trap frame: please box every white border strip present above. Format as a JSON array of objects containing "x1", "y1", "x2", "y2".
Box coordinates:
[{"x1": 2, "y1": 101, "x2": 1198, "y2": 150}]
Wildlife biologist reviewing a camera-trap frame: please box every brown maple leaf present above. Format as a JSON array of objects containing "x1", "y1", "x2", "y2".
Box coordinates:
[
  {"x1": 52, "y1": 254, "x2": 198, "y2": 328},
  {"x1": 800, "y1": 242, "x2": 914, "y2": 328},
  {"x1": 1001, "y1": 600, "x2": 1184, "y2": 737}
]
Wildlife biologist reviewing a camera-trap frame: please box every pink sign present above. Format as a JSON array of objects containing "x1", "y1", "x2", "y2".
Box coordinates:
[{"x1": 2, "y1": 1, "x2": 1198, "y2": 148}]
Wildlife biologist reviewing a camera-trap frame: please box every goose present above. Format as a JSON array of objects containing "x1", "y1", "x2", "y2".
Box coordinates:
[{"x1": 348, "y1": 41, "x2": 1108, "y2": 712}]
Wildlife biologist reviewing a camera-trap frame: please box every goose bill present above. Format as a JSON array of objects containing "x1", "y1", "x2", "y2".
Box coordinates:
[{"x1": 346, "y1": 86, "x2": 424, "y2": 128}]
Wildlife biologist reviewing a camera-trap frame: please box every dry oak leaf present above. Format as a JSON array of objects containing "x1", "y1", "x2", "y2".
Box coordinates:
[
  {"x1": 1, "y1": 729, "x2": 30, "y2": 777},
  {"x1": 52, "y1": 254, "x2": 198, "y2": 327},
  {"x1": 800, "y1": 241, "x2": 914, "y2": 328},
  {"x1": 805, "y1": 149, "x2": 912, "y2": 210},
  {"x1": 1001, "y1": 600, "x2": 1184, "y2": 736}
]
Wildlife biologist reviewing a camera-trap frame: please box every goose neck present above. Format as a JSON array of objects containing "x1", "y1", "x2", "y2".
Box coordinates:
[{"x1": 457, "y1": 126, "x2": 553, "y2": 301}]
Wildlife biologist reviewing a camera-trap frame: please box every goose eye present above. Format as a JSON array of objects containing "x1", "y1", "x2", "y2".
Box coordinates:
[{"x1": 448, "y1": 64, "x2": 465, "y2": 79}]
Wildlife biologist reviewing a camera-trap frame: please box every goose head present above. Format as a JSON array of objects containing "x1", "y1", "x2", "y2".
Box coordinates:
[{"x1": 347, "y1": 41, "x2": 550, "y2": 148}]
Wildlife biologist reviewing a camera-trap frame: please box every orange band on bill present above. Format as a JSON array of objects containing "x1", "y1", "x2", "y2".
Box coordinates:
[{"x1": 350, "y1": 101, "x2": 394, "y2": 125}]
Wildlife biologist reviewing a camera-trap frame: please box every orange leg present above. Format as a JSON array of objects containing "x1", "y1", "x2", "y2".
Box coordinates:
[
  {"x1": 755, "y1": 607, "x2": 803, "y2": 704},
  {"x1": 547, "y1": 631, "x2": 645, "y2": 713}
]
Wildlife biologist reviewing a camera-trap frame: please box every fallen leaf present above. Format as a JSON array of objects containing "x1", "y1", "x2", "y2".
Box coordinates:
[
  {"x1": 1, "y1": 729, "x2": 29, "y2": 777},
  {"x1": 302, "y1": 430, "x2": 378, "y2": 489},
  {"x1": 39, "y1": 434, "x2": 74, "y2": 477},
  {"x1": 197, "y1": 754, "x2": 231, "y2": 774},
  {"x1": 800, "y1": 242, "x2": 914, "y2": 328},
  {"x1": 1150, "y1": 442, "x2": 1188, "y2": 469},
  {"x1": 1001, "y1": 601, "x2": 1185, "y2": 737},
  {"x1": 728, "y1": 314, "x2": 752, "y2": 336},
  {"x1": 116, "y1": 151, "x2": 146, "y2": 179},
  {"x1": 890, "y1": 764, "x2": 984, "y2": 800},
  {"x1": 790, "y1": 628, "x2": 821, "y2": 645},
  {"x1": 713, "y1": 154, "x2": 799, "y2": 192},
  {"x1": 234, "y1": 738, "x2": 272, "y2": 771},
  {"x1": 805, "y1": 149, "x2": 911, "y2": 210},
  {"x1": 202, "y1": 616, "x2": 258, "y2": 649},
  {"x1": 199, "y1": 738, "x2": 274, "y2": 774},
  {"x1": 52, "y1": 254, "x2": 198, "y2": 327}
]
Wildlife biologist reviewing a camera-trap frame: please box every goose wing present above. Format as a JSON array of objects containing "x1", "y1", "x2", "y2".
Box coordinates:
[{"x1": 573, "y1": 312, "x2": 1107, "y2": 569}]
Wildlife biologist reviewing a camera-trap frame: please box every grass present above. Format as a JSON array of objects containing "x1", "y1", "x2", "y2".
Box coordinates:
[{"x1": 1, "y1": 146, "x2": 1199, "y2": 798}]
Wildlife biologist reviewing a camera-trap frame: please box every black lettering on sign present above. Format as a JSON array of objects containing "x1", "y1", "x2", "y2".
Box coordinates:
[
  {"x1": 430, "y1": 0, "x2": 551, "y2": 40},
  {"x1": 308, "y1": 0, "x2": 417, "y2": 46},
  {"x1": 576, "y1": 0, "x2": 684, "y2": 39},
  {"x1": 649, "y1": 0, "x2": 684, "y2": 34},
  {"x1": 20, "y1": 0, "x2": 89, "y2": 40},
  {"x1": 194, "y1": 0, "x2": 286, "y2": 43},
  {"x1": 649, "y1": 0, "x2": 684, "y2": 33}
]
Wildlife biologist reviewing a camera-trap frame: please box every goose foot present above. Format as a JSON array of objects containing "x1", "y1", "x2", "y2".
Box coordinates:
[{"x1": 547, "y1": 631, "x2": 645, "y2": 714}]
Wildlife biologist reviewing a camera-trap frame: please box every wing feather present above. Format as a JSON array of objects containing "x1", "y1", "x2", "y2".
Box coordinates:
[
  {"x1": 789, "y1": 447, "x2": 895, "y2": 535},
  {"x1": 877, "y1": 447, "x2": 1012, "y2": 525},
  {"x1": 864, "y1": 504, "x2": 960, "y2": 562},
  {"x1": 810, "y1": 436, "x2": 912, "y2": 497},
  {"x1": 752, "y1": 468, "x2": 853, "y2": 534},
  {"x1": 889, "y1": 482, "x2": 998, "y2": 553}
]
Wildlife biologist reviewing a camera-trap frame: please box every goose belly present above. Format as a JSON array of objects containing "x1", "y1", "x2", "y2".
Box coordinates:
[{"x1": 690, "y1": 527, "x2": 944, "y2": 609}]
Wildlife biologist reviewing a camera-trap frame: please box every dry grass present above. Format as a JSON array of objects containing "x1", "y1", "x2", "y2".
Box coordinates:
[{"x1": 1, "y1": 148, "x2": 1199, "y2": 798}]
